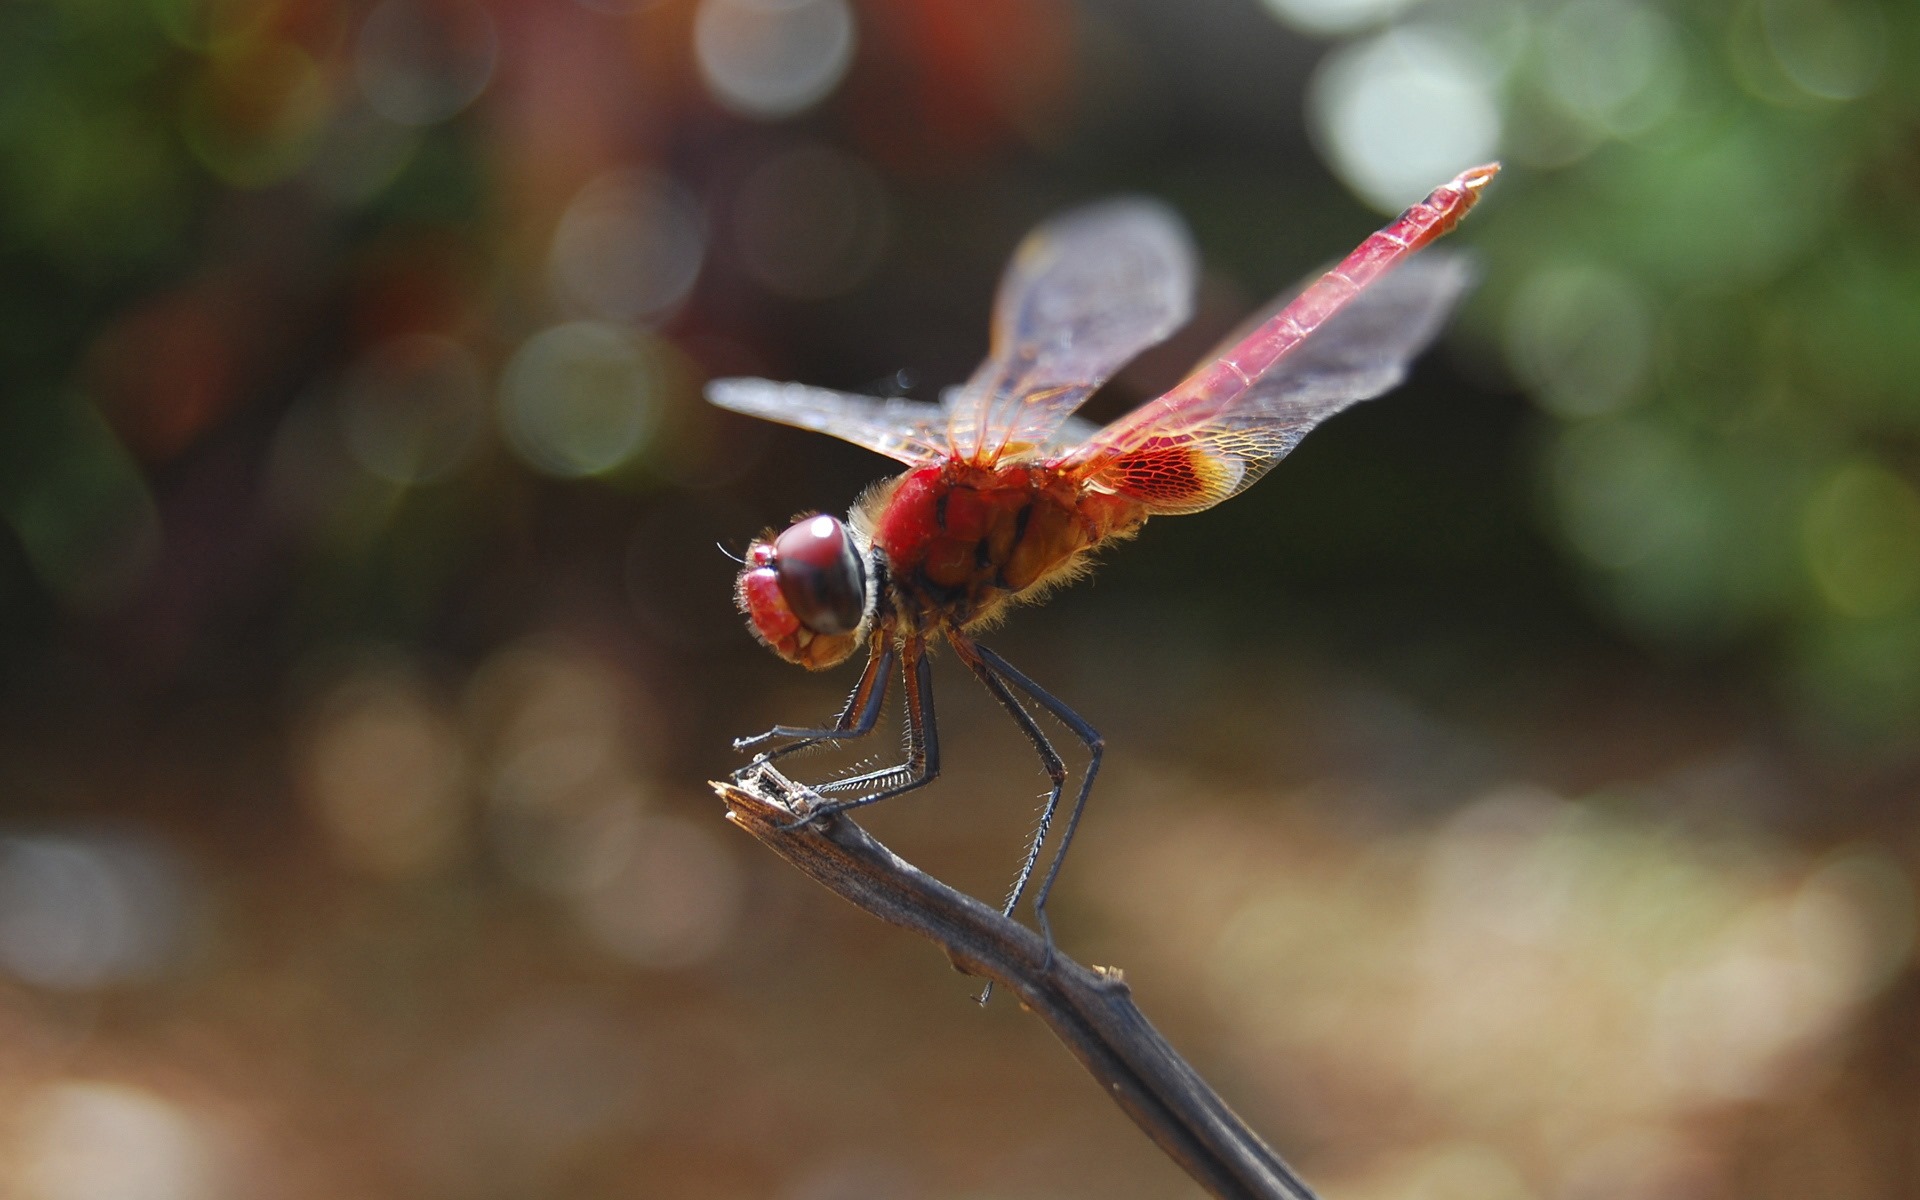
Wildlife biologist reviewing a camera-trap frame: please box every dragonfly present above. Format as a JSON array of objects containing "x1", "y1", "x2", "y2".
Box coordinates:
[{"x1": 712, "y1": 163, "x2": 1498, "y2": 953}]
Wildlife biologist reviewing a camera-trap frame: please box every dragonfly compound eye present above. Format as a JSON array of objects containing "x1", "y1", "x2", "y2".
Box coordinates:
[{"x1": 773, "y1": 515, "x2": 866, "y2": 635}]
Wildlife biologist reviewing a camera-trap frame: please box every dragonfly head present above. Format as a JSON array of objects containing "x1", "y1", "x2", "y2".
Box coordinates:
[{"x1": 735, "y1": 513, "x2": 873, "y2": 670}]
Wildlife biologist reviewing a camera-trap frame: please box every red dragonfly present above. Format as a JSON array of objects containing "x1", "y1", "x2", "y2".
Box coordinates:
[{"x1": 714, "y1": 164, "x2": 1498, "y2": 943}]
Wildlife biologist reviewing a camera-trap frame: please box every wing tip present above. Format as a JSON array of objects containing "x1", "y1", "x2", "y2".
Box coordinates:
[
  {"x1": 704, "y1": 376, "x2": 748, "y2": 404},
  {"x1": 704, "y1": 376, "x2": 797, "y2": 415}
]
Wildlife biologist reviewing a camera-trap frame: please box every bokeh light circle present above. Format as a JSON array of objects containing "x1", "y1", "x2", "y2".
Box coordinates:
[
  {"x1": 298, "y1": 663, "x2": 471, "y2": 879},
  {"x1": 339, "y1": 334, "x2": 487, "y2": 485},
  {"x1": 0, "y1": 832, "x2": 192, "y2": 990},
  {"x1": 1257, "y1": 0, "x2": 1420, "y2": 38},
  {"x1": 179, "y1": 39, "x2": 331, "y2": 189},
  {"x1": 1551, "y1": 419, "x2": 1709, "y2": 573},
  {"x1": 1309, "y1": 28, "x2": 1502, "y2": 212},
  {"x1": 1504, "y1": 262, "x2": 1654, "y2": 418},
  {"x1": 1539, "y1": 0, "x2": 1684, "y2": 137},
  {"x1": 499, "y1": 322, "x2": 662, "y2": 478},
  {"x1": 694, "y1": 0, "x2": 857, "y2": 120},
  {"x1": 19, "y1": 1082, "x2": 231, "y2": 1200},
  {"x1": 307, "y1": 105, "x2": 422, "y2": 204},
  {"x1": 549, "y1": 168, "x2": 706, "y2": 324},
  {"x1": 1801, "y1": 460, "x2": 1920, "y2": 619},
  {"x1": 355, "y1": 0, "x2": 499, "y2": 127},
  {"x1": 1760, "y1": 0, "x2": 1886, "y2": 102}
]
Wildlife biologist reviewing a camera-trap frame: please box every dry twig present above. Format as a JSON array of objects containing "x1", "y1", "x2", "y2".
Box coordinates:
[{"x1": 713, "y1": 763, "x2": 1321, "y2": 1200}]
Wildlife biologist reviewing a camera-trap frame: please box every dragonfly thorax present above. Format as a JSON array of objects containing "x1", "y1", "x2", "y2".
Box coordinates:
[{"x1": 862, "y1": 462, "x2": 1148, "y2": 634}]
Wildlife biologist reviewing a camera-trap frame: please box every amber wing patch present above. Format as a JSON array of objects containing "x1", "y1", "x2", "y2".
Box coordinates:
[{"x1": 1092, "y1": 436, "x2": 1245, "y2": 515}]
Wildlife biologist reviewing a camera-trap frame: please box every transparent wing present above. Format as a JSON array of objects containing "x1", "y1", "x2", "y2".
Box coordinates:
[
  {"x1": 1066, "y1": 254, "x2": 1476, "y2": 515},
  {"x1": 940, "y1": 384, "x2": 1096, "y2": 456},
  {"x1": 707, "y1": 378, "x2": 950, "y2": 466},
  {"x1": 946, "y1": 198, "x2": 1197, "y2": 465}
]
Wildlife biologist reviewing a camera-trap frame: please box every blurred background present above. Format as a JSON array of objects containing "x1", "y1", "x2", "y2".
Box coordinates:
[{"x1": 2, "y1": 0, "x2": 1918, "y2": 1196}]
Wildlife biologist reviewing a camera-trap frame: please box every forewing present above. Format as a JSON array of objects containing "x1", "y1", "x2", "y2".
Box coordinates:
[
  {"x1": 1067, "y1": 254, "x2": 1476, "y2": 515},
  {"x1": 707, "y1": 378, "x2": 949, "y2": 466},
  {"x1": 942, "y1": 384, "x2": 1096, "y2": 456},
  {"x1": 946, "y1": 198, "x2": 1197, "y2": 464}
]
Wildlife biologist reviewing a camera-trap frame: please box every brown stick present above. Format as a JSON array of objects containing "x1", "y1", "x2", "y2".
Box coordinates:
[{"x1": 714, "y1": 764, "x2": 1322, "y2": 1200}]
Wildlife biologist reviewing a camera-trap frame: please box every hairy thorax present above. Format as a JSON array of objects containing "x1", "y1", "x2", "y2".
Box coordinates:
[{"x1": 857, "y1": 461, "x2": 1149, "y2": 634}]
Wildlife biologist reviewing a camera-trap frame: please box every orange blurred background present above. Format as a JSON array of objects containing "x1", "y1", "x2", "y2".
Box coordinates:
[{"x1": 2, "y1": 0, "x2": 1918, "y2": 1196}]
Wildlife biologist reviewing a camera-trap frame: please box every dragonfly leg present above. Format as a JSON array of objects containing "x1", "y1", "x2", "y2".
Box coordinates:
[
  {"x1": 948, "y1": 634, "x2": 1066, "y2": 925},
  {"x1": 968, "y1": 642, "x2": 1102, "y2": 969},
  {"x1": 946, "y1": 633, "x2": 1073, "y2": 1003},
  {"x1": 781, "y1": 637, "x2": 939, "y2": 829},
  {"x1": 733, "y1": 640, "x2": 894, "y2": 771}
]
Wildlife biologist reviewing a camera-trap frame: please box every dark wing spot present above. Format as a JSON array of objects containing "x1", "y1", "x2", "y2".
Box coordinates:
[{"x1": 1101, "y1": 438, "x2": 1223, "y2": 507}]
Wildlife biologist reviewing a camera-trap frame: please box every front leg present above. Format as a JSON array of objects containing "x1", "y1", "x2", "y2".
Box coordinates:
[
  {"x1": 733, "y1": 639, "x2": 894, "y2": 770},
  {"x1": 784, "y1": 635, "x2": 940, "y2": 827}
]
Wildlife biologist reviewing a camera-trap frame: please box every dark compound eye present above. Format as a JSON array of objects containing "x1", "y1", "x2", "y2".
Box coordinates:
[{"x1": 773, "y1": 515, "x2": 866, "y2": 635}]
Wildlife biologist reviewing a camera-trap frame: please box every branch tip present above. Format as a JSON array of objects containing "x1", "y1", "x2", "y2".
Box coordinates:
[{"x1": 709, "y1": 760, "x2": 1322, "y2": 1200}]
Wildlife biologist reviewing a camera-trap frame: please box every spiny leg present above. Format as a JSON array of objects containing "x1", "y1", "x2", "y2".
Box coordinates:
[
  {"x1": 971, "y1": 642, "x2": 1103, "y2": 963},
  {"x1": 948, "y1": 633, "x2": 1070, "y2": 1004},
  {"x1": 782, "y1": 637, "x2": 940, "y2": 829},
  {"x1": 809, "y1": 642, "x2": 926, "y2": 796},
  {"x1": 949, "y1": 633, "x2": 1066, "y2": 924},
  {"x1": 733, "y1": 639, "x2": 894, "y2": 771}
]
